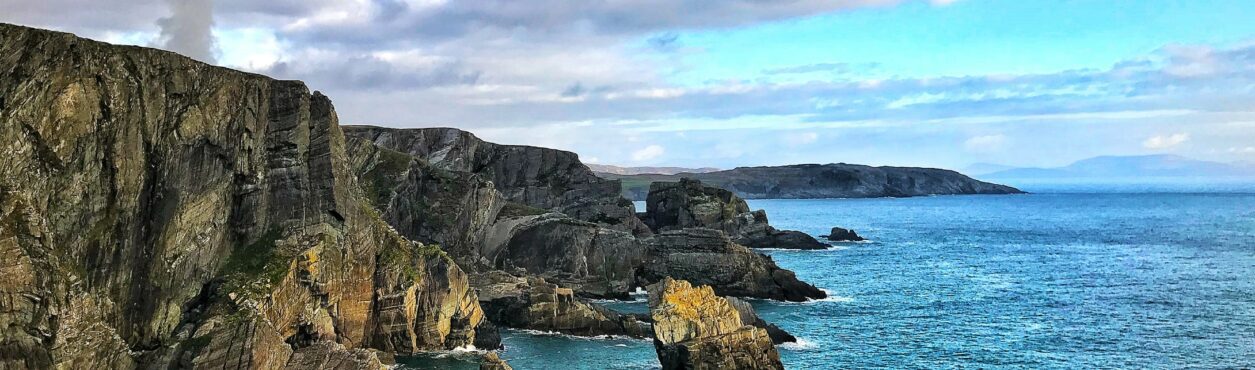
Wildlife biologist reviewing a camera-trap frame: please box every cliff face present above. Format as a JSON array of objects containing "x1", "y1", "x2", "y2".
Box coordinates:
[
  {"x1": 603, "y1": 163, "x2": 1024, "y2": 200},
  {"x1": 0, "y1": 23, "x2": 486, "y2": 369},
  {"x1": 648, "y1": 278, "x2": 783, "y2": 370},
  {"x1": 644, "y1": 179, "x2": 829, "y2": 250},
  {"x1": 344, "y1": 126, "x2": 650, "y2": 236}
]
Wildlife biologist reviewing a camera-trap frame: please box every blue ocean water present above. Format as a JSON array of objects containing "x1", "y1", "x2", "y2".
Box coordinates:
[{"x1": 402, "y1": 190, "x2": 1255, "y2": 369}]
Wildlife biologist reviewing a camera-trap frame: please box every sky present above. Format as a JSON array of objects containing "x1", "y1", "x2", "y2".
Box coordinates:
[{"x1": 2, "y1": 0, "x2": 1253, "y2": 170}]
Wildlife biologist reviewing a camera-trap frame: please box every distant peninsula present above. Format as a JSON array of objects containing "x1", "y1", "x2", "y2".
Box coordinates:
[{"x1": 596, "y1": 163, "x2": 1024, "y2": 200}]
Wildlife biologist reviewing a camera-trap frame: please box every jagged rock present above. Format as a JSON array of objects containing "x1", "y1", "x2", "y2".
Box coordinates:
[
  {"x1": 285, "y1": 342, "x2": 386, "y2": 370},
  {"x1": 826, "y1": 227, "x2": 865, "y2": 242},
  {"x1": 644, "y1": 179, "x2": 827, "y2": 250},
  {"x1": 726, "y1": 297, "x2": 796, "y2": 344},
  {"x1": 480, "y1": 214, "x2": 645, "y2": 298},
  {"x1": 347, "y1": 136, "x2": 504, "y2": 271},
  {"x1": 480, "y1": 352, "x2": 513, "y2": 370},
  {"x1": 474, "y1": 272, "x2": 651, "y2": 338},
  {"x1": 638, "y1": 228, "x2": 826, "y2": 302},
  {"x1": 648, "y1": 278, "x2": 783, "y2": 370},
  {"x1": 604, "y1": 163, "x2": 1025, "y2": 200},
  {"x1": 344, "y1": 126, "x2": 650, "y2": 236},
  {"x1": 0, "y1": 23, "x2": 486, "y2": 368}
]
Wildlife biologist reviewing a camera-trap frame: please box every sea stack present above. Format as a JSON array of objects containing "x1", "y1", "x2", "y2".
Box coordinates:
[
  {"x1": 643, "y1": 178, "x2": 828, "y2": 250},
  {"x1": 648, "y1": 278, "x2": 784, "y2": 370},
  {"x1": 826, "y1": 227, "x2": 865, "y2": 242}
]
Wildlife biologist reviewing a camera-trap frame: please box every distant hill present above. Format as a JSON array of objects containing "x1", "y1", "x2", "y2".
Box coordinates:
[
  {"x1": 597, "y1": 163, "x2": 1023, "y2": 200},
  {"x1": 962, "y1": 163, "x2": 1018, "y2": 176},
  {"x1": 587, "y1": 164, "x2": 721, "y2": 175},
  {"x1": 981, "y1": 155, "x2": 1255, "y2": 180}
]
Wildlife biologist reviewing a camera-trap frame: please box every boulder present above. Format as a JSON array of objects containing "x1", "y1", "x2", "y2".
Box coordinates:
[
  {"x1": 647, "y1": 278, "x2": 783, "y2": 370},
  {"x1": 826, "y1": 227, "x2": 865, "y2": 242}
]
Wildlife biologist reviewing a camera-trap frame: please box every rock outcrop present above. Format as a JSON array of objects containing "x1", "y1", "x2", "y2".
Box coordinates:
[
  {"x1": 648, "y1": 278, "x2": 783, "y2": 370},
  {"x1": 644, "y1": 179, "x2": 828, "y2": 250},
  {"x1": 826, "y1": 227, "x2": 865, "y2": 242},
  {"x1": 0, "y1": 23, "x2": 487, "y2": 369},
  {"x1": 726, "y1": 298, "x2": 795, "y2": 345},
  {"x1": 344, "y1": 126, "x2": 650, "y2": 236},
  {"x1": 602, "y1": 163, "x2": 1024, "y2": 200},
  {"x1": 638, "y1": 229, "x2": 826, "y2": 302},
  {"x1": 480, "y1": 352, "x2": 513, "y2": 370},
  {"x1": 474, "y1": 272, "x2": 651, "y2": 338}
]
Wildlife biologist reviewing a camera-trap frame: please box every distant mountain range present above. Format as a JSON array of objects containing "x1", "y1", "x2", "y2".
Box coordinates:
[
  {"x1": 586, "y1": 164, "x2": 721, "y2": 175},
  {"x1": 976, "y1": 155, "x2": 1255, "y2": 180}
]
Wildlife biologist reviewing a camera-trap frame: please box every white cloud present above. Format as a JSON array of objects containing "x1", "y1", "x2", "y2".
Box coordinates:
[
  {"x1": 963, "y1": 134, "x2": 1007, "y2": 152},
  {"x1": 1142, "y1": 133, "x2": 1190, "y2": 149},
  {"x1": 583, "y1": 156, "x2": 601, "y2": 163},
  {"x1": 782, "y1": 132, "x2": 819, "y2": 146},
  {"x1": 1228, "y1": 146, "x2": 1255, "y2": 154},
  {"x1": 631, "y1": 145, "x2": 665, "y2": 161}
]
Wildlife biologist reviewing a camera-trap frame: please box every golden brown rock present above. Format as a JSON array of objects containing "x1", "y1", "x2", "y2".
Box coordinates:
[{"x1": 648, "y1": 278, "x2": 783, "y2": 370}]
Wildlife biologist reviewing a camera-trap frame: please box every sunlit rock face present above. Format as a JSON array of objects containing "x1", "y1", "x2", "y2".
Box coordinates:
[
  {"x1": 647, "y1": 278, "x2": 783, "y2": 370},
  {"x1": 0, "y1": 23, "x2": 486, "y2": 369}
]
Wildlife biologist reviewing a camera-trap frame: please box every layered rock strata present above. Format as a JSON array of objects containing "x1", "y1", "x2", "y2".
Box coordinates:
[
  {"x1": 344, "y1": 126, "x2": 650, "y2": 236},
  {"x1": 474, "y1": 272, "x2": 651, "y2": 338},
  {"x1": 0, "y1": 23, "x2": 487, "y2": 369},
  {"x1": 638, "y1": 229, "x2": 825, "y2": 302},
  {"x1": 644, "y1": 179, "x2": 828, "y2": 250},
  {"x1": 648, "y1": 278, "x2": 783, "y2": 370}
]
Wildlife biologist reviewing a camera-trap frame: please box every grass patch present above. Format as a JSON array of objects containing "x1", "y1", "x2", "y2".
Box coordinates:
[
  {"x1": 496, "y1": 201, "x2": 547, "y2": 220},
  {"x1": 220, "y1": 228, "x2": 287, "y2": 298}
]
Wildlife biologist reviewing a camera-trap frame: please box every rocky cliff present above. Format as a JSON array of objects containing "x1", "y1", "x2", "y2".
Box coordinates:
[
  {"x1": 648, "y1": 278, "x2": 783, "y2": 370},
  {"x1": 0, "y1": 23, "x2": 488, "y2": 369},
  {"x1": 344, "y1": 126, "x2": 650, "y2": 236},
  {"x1": 602, "y1": 163, "x2": 1024, "y2": 200},
  {"x1": 644, "y1": 179, "x2": 829, "y2": 250}
]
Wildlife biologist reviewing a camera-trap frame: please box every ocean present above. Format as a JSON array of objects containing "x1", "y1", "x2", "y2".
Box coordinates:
[{"x1": 401, "y1": 185, "x2": 1255, "y2": 369}]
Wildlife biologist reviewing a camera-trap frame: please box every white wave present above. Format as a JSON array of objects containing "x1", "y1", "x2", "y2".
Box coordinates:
[
  {"x1": 508, "y1": 329, "x2": 650, "y2": 342},
  {"x1": 811, "y1": 289, "x2": 856, "y2": 303},
  {"x1": 778, "y1": 337, "x2": 818, "y2": 351}
]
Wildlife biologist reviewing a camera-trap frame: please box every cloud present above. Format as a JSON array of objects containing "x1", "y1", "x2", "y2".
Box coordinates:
[
  {"x1": 964, "y1": 134, "x2": 1007, "y2": 152},
  {"x1": 631, "y1": 145, "x2": 665, "y2": 161},
  {"x1": 782, "y1": 132, "x2": 820, "y2": 146},
  {"x1": 1227, "y1": 146, "x2": 1255, "y2": 154},
  {"x1": 1142, "y1": 133, "x2": 1190, "y2": 149},
  {"x1": 155, "y1": 0, "x2": 217, "y2": 63}
]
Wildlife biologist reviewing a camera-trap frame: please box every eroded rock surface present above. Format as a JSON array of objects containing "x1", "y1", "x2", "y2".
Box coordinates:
[
  {"x1": 644, "y1": 179, "x2": 827, "y2": 250},
  {"x1": 474, "y1": 272, "x2": 651, "y2": 338},
  {"x1": 638, "y1": 229, "x2": 825, "y2": 302},
  {"x1": 0, "y1": 23, "x2": 485, "y2": 369},
  {"x1": 344, "y1": 126, "x2": 650, "y2": 236},
  {"x1": 648, "y1": 278, "x2": 783, "y2": 370}
]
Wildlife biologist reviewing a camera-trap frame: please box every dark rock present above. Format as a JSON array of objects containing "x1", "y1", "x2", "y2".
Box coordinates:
[
  {"x1": 647, "y1": 278, "x2": 783, "y2": 370},
  {"x1": 473, "y1": 272, "x2": 651, "y2": 338},
  {"x1": 637, "y1": 229, "x2": 826, "y2": 302},
  {"x1": 726, "y1": 297, "x2": 796, "y2": 344},
  {"x1": 344, "y1": 126, "x2": 651, "y2": 236},
  {"x1": 603, "y1": 163, "x2": 1025, "y2": 200},
  {"x1": 826, "y1": 227, "x2": 865, "y2": 242},
  {"x1": 644, "y1": 178, "x2": 827, "y2": 250}
]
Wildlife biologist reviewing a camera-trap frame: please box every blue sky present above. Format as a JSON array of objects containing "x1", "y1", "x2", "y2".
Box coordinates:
[{"x1": 3, "y1": 0, "x2": 1253, "y2": 170}]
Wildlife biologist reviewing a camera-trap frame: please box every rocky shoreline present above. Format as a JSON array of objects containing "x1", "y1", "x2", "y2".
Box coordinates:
[{"x1": 0, "y1": 23, "x2": 829, "y2": 369}]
